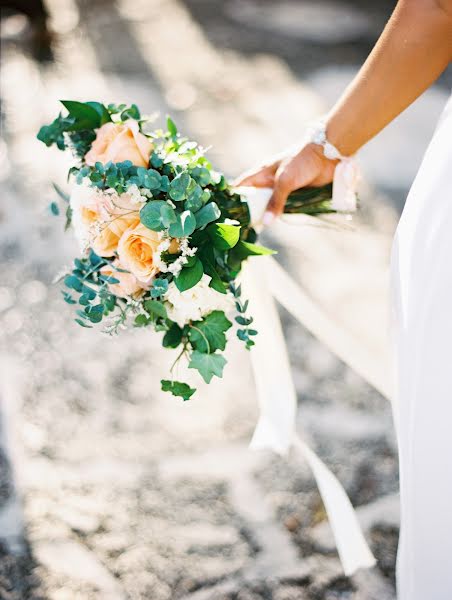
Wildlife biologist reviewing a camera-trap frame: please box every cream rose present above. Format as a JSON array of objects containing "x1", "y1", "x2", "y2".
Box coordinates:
[
  {"x1": 85, "y1": 120, "x2": 153, "y2": 168},
  {"x1": 100, "y1": 259, "x2": 145, "y2": 298},
  {"x1": 117, "y1": 223, "x2": 163, "y2": 283}
]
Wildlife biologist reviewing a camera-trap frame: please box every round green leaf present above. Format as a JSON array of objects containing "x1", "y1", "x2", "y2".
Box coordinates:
[
  {"x1": 168, "y1": 210, "x2": 196, "y2": 237},
  {"x1": 169, "y1": 172, "x2": 191, "y2": 201},
  {"x1": 194, "y1": 202, "x2": 221, "y2": 229},
  {"x1": 140, "y1": 201, "x2": 167, "y2": 231}
]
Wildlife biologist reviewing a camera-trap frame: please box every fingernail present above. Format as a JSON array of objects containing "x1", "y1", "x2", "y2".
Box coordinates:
[{"x1": 262, "y1": 211, "x2": 275, "y2": 226}]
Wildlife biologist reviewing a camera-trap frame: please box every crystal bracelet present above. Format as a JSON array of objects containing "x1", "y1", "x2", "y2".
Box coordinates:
[{"x1": 306, "y1": 119, "x2": 350, "y2": 161}]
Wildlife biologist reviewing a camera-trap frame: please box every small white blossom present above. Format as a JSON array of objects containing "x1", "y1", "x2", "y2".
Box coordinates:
[
  {"x1": 126, "y1": 184, "x2": 147, "y2": 204},
  {"x1": 153, "y1": 236, "x2": 198, "y2": 277},
  {"x1": 164, "y1": 274, "x2": 234, "y2": 327}
]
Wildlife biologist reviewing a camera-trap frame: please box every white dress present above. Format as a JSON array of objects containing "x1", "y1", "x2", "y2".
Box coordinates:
[{"x1": 391, "y1": 91, "x2": 452, "y2": 599}]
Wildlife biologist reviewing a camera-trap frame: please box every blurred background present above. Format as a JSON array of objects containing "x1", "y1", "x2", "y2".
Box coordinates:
[{"x1": 0, "y1": 1, "x2": 450, "y2": 599}]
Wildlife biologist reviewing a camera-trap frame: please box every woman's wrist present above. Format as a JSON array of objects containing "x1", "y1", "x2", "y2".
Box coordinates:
[{"x1": 306, "y1": 119, "x2": 351, "y2": 160}]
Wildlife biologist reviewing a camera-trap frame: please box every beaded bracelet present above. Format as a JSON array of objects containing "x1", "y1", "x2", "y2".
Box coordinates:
[{"x1": 306, "y1": 119, "x2": 350, "y2": 161}]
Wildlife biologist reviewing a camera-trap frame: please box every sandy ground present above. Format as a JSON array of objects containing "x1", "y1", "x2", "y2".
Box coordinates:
[{"x1": 0, "y1": 1, "x2": 450, "y2": 598}]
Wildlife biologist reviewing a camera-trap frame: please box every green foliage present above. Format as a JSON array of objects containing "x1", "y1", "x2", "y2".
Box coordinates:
[
  {"x1": 169, "y1": 172, "x2": 191, "y2": 201},
  {"x1": 60, "y1": 100, "x2": 103, "y2": 130},
  {"x1": 189, "y1": 351, "x2": 227, "y2": 383},
  {"x1": 194, "y1": 202, "x2": 221, "y2": 229},
  {"x1": 41, "y1": 102, "x2": 328, "y2": 399},
  {"x1": 86, "y1": 101, "x2": 112, "y2": 125},
  {"x1": 188, "y1": 311, "x2": 232, "y2": 354},
  {"x1": 161, "y1": 379, "x2": 195, "y2": 401},
  {"x1": 140, "y1": 201, "x2": 170, "y2": 231},
  {"x1": 37, "y1": 101, "x2": 144, "y2": 159},
  {"x1": 197, "y1": 246, "x2": 226, "y2": 294},
  {"x1": 143, "y1": 299, "x2": 168, "y2": 320},
  {"x1": 175, "y1": 257, "x2": 204, "y2": 292},
  {"x1": 151, "y1": 278, "x2": 169, "y2": 298},
  {"x1": 120, "y1": 103, "x2": 140, "y2": 121},
  {"x1": 49, "y1": 201, "x2": 59, "y2": 216},
  {"x1": 166, "y1": 116, "x2": 178, "y2": 138},
  {"x1": 228, "y1": 240, "x2": 276, "y2": 271},
  {"x1": 162, "y1": 323, "x2": 183, "y2": 348},
  {"x1": 230, "y1": 282, "x2": 257, "y2": 349},
  {"x1": 168, "y1": 210, "x2": 196, "y2": 237},
  {"x1": 207, "y1": 223, "x2": 240, "y2": 250}
]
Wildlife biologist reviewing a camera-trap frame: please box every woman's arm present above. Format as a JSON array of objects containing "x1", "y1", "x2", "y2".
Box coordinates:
[
  {"x1": 236, "y1": 0, "x2": 452, "y2": 221},
  {"x1": 328, "y1": 0, "x2": 452, "y2": 155}
]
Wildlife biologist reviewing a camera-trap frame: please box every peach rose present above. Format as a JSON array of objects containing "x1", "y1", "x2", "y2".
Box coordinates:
[
  {"x1": 91, "y1": 194, "x2": 140, "y2": 258},
  {"x1": 117, "y1": 223, "x2": 162, "y2": 283},
  {"x1": 85, "y1": 120, "x2": 153, "y2": 168},
  {"x1": 100, "y1": 259, "x2": 145, "y2": 298},
  {"x1": 70, "y1": 184, "x2": 142, "y2": 257}
]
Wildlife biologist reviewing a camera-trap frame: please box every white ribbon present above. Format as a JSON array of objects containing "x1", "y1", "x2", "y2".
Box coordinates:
[{"x1": 238, "y1": 185, "x2": 376, "y2": 576}]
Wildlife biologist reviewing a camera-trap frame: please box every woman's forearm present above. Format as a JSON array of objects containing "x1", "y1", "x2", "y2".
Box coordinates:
[{"x1": 327, "y1": 0, "x2": 452, "y2": 156}]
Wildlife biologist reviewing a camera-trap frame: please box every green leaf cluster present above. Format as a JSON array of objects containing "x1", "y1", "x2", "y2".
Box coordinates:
[{"x1": 62, "y1": 251, "x2": 117, "y2": 328}]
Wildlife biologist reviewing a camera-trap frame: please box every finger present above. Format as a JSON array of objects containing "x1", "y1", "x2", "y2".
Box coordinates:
[
  {"x1": 262, "y1": 178, "x2": 290, "y2": 225},
  {"x1": 233, "y1": 162, "x2": 279, "y2": 188},
  {"x1": 234, "y1": 171, "x2": 275, "y2": 188}
]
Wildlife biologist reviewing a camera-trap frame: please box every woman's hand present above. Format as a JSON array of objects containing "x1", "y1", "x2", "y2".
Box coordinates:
[{"x1": 234, "y1": 142, "x2": 338, "y2": 224}]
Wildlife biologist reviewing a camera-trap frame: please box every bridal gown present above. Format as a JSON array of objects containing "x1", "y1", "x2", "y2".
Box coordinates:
[{"x1": 391, "y1": 91, "x2": 452, "y2": 599}]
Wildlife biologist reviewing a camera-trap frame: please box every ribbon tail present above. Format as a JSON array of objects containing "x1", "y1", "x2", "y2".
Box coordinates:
[
  {"x1": 242, "y1": 257, "x2": 296, "y2": 455},
  {"x1": 242, "y1": 256, "x2": 376, "y2": 575},
  {"x1": 293, "y1": 436, "x2": 376, "y2": 575}
]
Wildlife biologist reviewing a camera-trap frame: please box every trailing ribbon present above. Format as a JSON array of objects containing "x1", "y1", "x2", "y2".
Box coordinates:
[{"x1": 239, "y1": 186, "x2": 376, "y2": 576}]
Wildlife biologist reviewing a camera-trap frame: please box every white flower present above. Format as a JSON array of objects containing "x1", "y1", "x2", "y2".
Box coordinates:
[
  {"x1": 69, "y1": 180, "x2": 100, "y2": 254},
  {"x1": 125, "y1": 184, "x2": 147, "y2": 204},
  {"x1": 164, "y1": 274, "x2": 234, "y2": 327},
  {"x1": 153, "y1": 236, "x2": 198, "y2": 278}
]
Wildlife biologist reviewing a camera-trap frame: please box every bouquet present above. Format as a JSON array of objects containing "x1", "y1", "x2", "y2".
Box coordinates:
[{"x1": 38, "y1": 100, "x2": 353, "y2": 400}]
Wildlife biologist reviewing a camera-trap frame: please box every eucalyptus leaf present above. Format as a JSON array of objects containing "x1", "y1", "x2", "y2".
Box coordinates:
[
  {"x1": 194, "y1": 202, "x2": 221, "y2": 229},
  {"x1": 168, "y1": 210, "x2": 196, "y2": 237},
  {"x1": 161, "y1": 204, "x2": 177, "y2": 228},
  {"x1": 191, "y1": 167, "x2": 211, "y2": 187},
  {"x1": 169, "y1": 172, "x2": 191, "y2": 201},
  {"x1": 144, "y1": 169, "x2": 162, "y2": 190},
  {"x1": 49, "y1": 201, "x2": 59, "y2": 216},
  {"x1": 140, "y1": 200, "x2": 168, "y2": 231},
  {"x1": 151, "y1": 278, "x2": 169, "y2": 298}
]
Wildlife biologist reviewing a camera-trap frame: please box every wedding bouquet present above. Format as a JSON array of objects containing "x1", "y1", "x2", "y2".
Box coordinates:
[{"x1": 38, "y1": 100, "x2": 352, "y2": 400}]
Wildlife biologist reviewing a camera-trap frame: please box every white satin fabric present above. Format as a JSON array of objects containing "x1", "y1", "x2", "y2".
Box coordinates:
[
  {"x1": 238, "y1": 184, "x2": 376, "y2": 575},
  {"x1": 391, "y1": 92, "x2": 452, "y2": 599}
]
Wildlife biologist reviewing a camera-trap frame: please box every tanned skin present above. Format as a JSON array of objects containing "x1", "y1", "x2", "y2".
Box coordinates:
[{"x1": 235, "y1": 0, "x2": 452, "y2": 223}]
